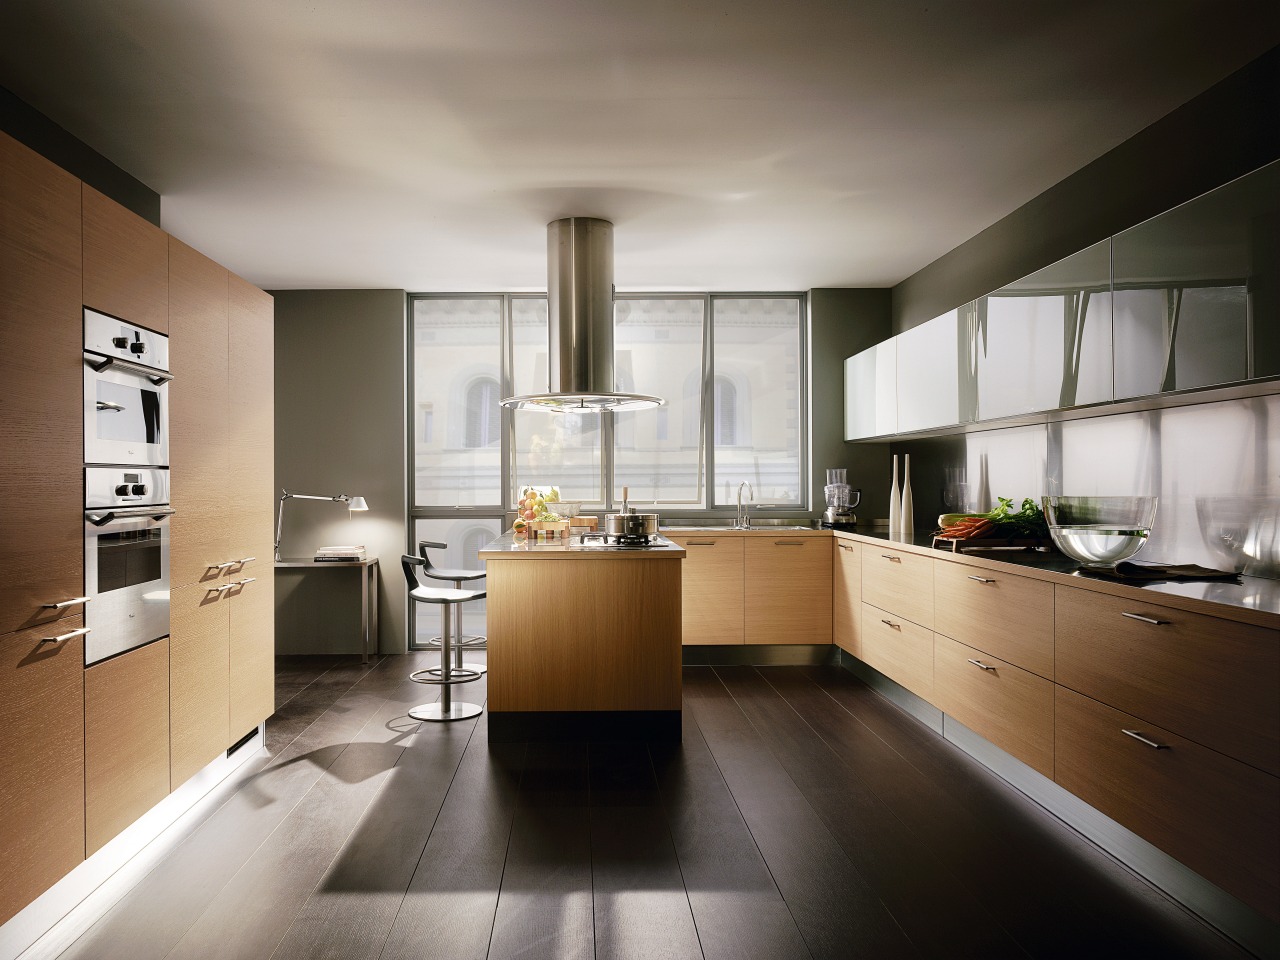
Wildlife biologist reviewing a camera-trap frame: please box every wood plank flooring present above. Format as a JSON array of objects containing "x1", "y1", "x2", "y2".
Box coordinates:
[{"x1": 43, "y1": 657, "x2": 1256, "y2": 960}]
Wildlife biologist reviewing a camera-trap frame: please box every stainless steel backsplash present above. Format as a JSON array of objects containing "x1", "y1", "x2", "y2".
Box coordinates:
[{"x1": 892, "y1": 394, "x2": 1280, "y2": 579}]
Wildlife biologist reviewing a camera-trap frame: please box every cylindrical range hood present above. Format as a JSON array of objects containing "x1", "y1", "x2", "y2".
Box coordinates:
[{"x1": 501, "y1": 217, "x2": 664, "y2": 412}]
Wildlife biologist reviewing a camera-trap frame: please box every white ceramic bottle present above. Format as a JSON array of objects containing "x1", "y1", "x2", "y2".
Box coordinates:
[
  {"x1": 900, "y1": 453, "x2": 914, "y2": 541},
  {"x1": 888, "y1": 455, "x2": 901, "y2": 540}
]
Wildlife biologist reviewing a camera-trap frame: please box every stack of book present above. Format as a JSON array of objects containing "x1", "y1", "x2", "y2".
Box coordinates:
[{"x1": 314, "y1": 545, "x2": 367, "y2": 562}]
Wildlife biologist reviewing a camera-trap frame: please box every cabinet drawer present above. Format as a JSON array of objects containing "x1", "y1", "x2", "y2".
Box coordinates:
[
  {"x1": 1055, "y1": 686, "x2": 1280, "y2": 922},
  {"x1": 934, "y1": 634, "x2": 1053, "y2": 777},
  {"x1": 861, "y1": 544, "x2": 933, "y2": 628},
  {"x1": 1056, "y1": 586, "x2": 1279, "y2": 776},
  {"x1": 860, "y1": 603, "x2": 933, "y2": 702},
  {"x1": 669, "y1": 536, "x2": 744, "y2": 645},
  {"x1": 745, "y1": 537, "x2": 832, "y2": 645},
  {"x1": 934, "y1": 560, "x2": 1053, "y2": 678},
  {"x1": 85, "y1": 638, "x2": 171, "y2": 855},
  {"x1": 833, "y1": 540, "x2": 861, "y2": 657}
]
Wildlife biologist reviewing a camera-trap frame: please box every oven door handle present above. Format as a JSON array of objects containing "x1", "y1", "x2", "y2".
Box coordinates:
[
  {"x1": 85, "y1": 354, "x2": 174, "y2": 385},
  {"x1": 86, "y1": 506, "x2": 177, "y2": 526}
]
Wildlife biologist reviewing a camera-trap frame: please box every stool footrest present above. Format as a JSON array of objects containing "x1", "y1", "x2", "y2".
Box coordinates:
[
  {"x1": 410, "y1": 667, "x2": 482, "y2": 685},
  {"x1": 420, "y1": 662, "x2": 487, "y2": 677}
]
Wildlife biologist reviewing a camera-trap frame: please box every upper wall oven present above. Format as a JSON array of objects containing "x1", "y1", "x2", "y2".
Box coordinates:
[{"x1": 83, "y1": 308, "x2": 171, "y2": 467}]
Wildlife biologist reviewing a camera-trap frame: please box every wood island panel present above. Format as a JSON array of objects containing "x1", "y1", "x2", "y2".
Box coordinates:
[
  {"x1": 0, "y1": 132, "x2": 84, "y2": 636},
  {"x1": 485, "y1": 557, "x2": 681, "y2": 713},
  {"x1": 667, "y1": 535, "x2": 743, "y2": 645},
  {"x1": 82, "y1": 183, "x2": 168, "y2": 333},
  {"x1": 0, "y1": 618, "x2": 85, "y2": 925},
  {"x1": 85, "y1": 639, "x2": 171, "y2": 855}
]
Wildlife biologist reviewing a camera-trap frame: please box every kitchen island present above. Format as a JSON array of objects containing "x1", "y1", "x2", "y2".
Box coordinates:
[{"x1": 478, "y1": 531, "x2": 685, "y2": 741}]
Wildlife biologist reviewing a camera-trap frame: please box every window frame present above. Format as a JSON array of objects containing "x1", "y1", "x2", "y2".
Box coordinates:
[{"x1": 406, "y1": 290, "x2": 809, "y2": 524}]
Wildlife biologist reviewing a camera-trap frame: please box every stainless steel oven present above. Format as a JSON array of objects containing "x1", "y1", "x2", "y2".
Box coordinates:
[
  {"x1": 84, "y1": 467, "x2": 173, "y2": 665},
  {"x1": 83, "y1": 308, "x2": 171, "y2": 467}
]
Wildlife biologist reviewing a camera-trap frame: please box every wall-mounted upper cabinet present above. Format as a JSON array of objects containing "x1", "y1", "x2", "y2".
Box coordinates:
[
  {"x1": 845, "y1": 160, "x2": 1278, "y2": 442},
  {"x1": 844, "y1": 338, "x2": 896, "y2": 440},
  {"x1": 976, "y1": 239, "x2": 1112, "y2": 420},
  {"x1": 1113, "y1": 160, "x2": 1277, "y2": 398},
  {"x1": 82, "y1": 185, "x2": 168, "y2": 333},
  {"x1": 896, "y1": 307, "x2": 964, "y2": 433}
]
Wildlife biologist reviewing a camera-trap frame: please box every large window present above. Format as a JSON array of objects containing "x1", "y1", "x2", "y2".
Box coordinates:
[{"x1": 409, "y1": 292, "x2": 806, "y2": 515}]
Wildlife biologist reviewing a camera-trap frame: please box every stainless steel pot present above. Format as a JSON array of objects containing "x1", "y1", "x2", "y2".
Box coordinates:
[{"x1": 605, "y1": 511, "x2": 660, "y2": 538}]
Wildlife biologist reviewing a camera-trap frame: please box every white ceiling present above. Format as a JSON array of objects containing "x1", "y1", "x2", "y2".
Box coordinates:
[{"x1": 1, "y1": 1, "x2": 1277, "y2": 292}]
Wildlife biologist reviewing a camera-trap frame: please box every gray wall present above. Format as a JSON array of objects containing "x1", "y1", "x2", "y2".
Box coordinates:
[
  {"x1": 809, "y1": 288, "x2": 893, "y2": 522},
  {"x1": 1, "y1": 83, "x2": 160, "y2": 224},
  {"x1": 892, "y1": 45, "x2": 1280, "y2": 334},
  {"x1": 273, "y1": 289, "x2": 409, "y2": 655}
]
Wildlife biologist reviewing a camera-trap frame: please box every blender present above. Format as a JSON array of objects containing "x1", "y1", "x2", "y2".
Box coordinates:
[{"x1": 822, "y1": 469, "x2": 861, "y2": 529}]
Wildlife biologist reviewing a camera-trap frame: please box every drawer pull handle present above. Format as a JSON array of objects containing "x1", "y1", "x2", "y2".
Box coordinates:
[
  {"x1": 880, "y1": 554, "x2": 901, "y2": 562},
  {"x1": 880, "y1": 619, "x2": 900, "y2": 629},
  {"x1": 1121, "y1": 612, "x2": 1169, "y2": 626},
  {"x1": 41, "y1": 626, "x2": 91, "y2": 645},
  {"x1": 238, "y1": 556, "x2": 257, "y2": 564},
  {"x1": 235, "y1": 577, "x2": 258, "y2": 585},
  {"x1": 839, "y1": 544, "x2": 854, "y2": 551},
  {"x1": 43, "y1": 596, "x2": 91, "y2": 610},
  {"x1": 213, "y1": 584, "x2": 235, "y2": 593},
  {"x1": 776, "y1": 541, "x2": 806, "y2": 546},
  {"x1": 966, "y1": 658, "x2": 997, "y2": 671},
  {"x1": 967, "y1": 576, "x2": 995, "y2": 584},
  {"x1": 1122, "y1": 729, "x2": 1169, "y2": 750},
  {"x1": 213, "y1": 561, "x2": 239, "y2": 570},
  {"x1": 687, "y1": 541, "x2": 717, "y2": 546}
]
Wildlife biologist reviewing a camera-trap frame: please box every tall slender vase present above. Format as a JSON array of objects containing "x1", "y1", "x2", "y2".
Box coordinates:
[
  {"x1": 901, "y1": 453, "x2": 914, "y2": 542},
  {"x1": 888, "y1": 455, "x2": 901, "y2": 540}
]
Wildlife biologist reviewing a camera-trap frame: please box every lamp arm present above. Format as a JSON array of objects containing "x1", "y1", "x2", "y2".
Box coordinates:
[{"x1": 274, "y1": 490, "x2": 356, "y2": 561}]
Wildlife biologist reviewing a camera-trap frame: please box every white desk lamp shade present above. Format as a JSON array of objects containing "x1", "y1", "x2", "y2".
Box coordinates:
[{"x1": 348, "y1": 497, "x2": 369, "y2": 511}]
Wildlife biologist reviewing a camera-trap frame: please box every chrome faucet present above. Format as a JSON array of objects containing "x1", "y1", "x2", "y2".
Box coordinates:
[{"x1": 736, "y1": 481, "x2": 753, "y2": 528}]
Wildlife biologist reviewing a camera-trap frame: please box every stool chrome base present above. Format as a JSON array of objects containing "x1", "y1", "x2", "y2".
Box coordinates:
[
  {"x1": 425, "y1": 634, "x2": 486, "y2": 650},
  {"x1": 410, "y1": 701, "x2": 484, "y2": 722},
  {"x1": 410, "y1": 667, "x2": 482, "y2": 684}
]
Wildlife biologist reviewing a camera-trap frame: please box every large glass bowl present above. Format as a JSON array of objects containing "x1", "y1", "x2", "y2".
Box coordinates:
[{"x1": 1042, "y1": 496, "x2": 1159, "y2": 567}]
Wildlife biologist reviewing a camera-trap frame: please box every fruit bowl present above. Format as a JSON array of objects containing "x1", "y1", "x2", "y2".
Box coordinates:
[{"x1": 1042, "y1": 496, "x2": 1158, "y2": 567}]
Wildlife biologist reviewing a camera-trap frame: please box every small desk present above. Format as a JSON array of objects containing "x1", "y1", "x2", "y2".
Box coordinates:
[{"x1": 274, "y1": 558, "x2": 379, "y2": 664}]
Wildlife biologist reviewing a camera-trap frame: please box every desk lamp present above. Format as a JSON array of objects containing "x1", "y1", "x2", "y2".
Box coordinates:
[{"x1": 274, "y1": 490, "x2": 369, "y2": 561}]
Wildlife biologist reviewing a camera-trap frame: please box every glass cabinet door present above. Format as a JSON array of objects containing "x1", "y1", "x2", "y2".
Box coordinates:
[
  {"x1": 976, "y1": 239, "x2": 1112, "y2": 419},
  {"x1": 1113, "y1": 161, "x2": 1278, "y2": 398}
]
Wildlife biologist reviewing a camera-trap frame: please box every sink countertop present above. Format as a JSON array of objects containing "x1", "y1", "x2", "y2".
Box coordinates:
[
  {"x1": 479, "y1": 531, "x2": 685, "y2": 559},
  {"x1": 836, "y1": 528, "x2": 1280, "y2": 625}
]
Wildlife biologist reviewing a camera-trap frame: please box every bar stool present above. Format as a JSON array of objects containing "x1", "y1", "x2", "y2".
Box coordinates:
[
  {"x1": 401, "y1": 555, "x2": 485, "y2": 722},
  {"x1": 418, "y1": 539, "x2": 487, "y2": 676}
]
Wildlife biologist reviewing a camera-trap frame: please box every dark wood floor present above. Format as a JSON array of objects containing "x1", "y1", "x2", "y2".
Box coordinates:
[{"x1": 51, "y1": 654, "x2": 1252, "y2": 960}]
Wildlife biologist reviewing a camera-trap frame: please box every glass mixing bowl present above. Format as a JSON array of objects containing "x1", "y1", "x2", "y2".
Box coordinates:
[{"x1": 1042, "y1": 496, "x2": 1159, "y2": 567}]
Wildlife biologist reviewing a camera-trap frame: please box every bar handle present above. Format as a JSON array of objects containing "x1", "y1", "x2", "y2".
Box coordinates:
[
  {"x1": 213, "y1": 584, "x2": 235, "y2": 593},
  {"x1": 880, "y1": 619, "x2": 900, "y2": 629},
  {"x1": 41, "y1": 626, "x2": 91, "y2": 645},
  {"x1": 96, "y1": 400, "x2": 126, "y2": 412},
  {"x1": 880, "y1": 554, "x2": 901, "y2": 562},
  {"x1": 235, "y1": 577, "x2": 258, "y2": 586},
  {"x1": 838, "y1": 544, "x2": 855, "y2": 551},
  {"x1": 1122, "y1": 612, "x2": 1170, "y2": 626},
  {"x1": 85, "y1": 353, "x2": 173, "y2": 384},
  {"x1": 43, "y1": 596, "x2": 91, "y2": 610},
  {"x1": 1122, "y1": 729, "x2": 1169, "y2": 750},
  {"x1": 966, "y1": 658, "x2": 997, "y2": 671},
  {"x1": 775, "y1": 540, "x2": 806, "y2": 546},
  {"x1": 686, "y1": 541, "x2": 717, "y2": 546},
  {"x1": 967, "y1": 575, "x2": 995, "y2": 583}
]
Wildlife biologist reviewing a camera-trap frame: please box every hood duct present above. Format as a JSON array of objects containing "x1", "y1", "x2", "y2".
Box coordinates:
[{"x1": 501, "y1": 217, "x2": 664, "y2": 412}]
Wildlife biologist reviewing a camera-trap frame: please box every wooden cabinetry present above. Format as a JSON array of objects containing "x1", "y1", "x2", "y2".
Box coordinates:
[
  {"x1": 85, "y1": 639, "x2": 170, "y2": 855},
  {"x1": 832, "y1": 539, "x2": 861, "y2": 657},
  {"x1": 860, "y1": 602, "x2": 933, "y2": 701},
  {"x1": 745, "y1": 537, "x2": 832, "y2": 644},
  {"x1": 861, "y1": 544, "x2": 933, "y2": 629},
  {"x1": 82, "y1": 184, "x2": 167, "y2": 333},
  {"x1": 0, "y1": 132, "x2": 84, "y2": 638},
  {"x1": 934, "y1": 560, "x2": 1053, "y2": 679},
  {"x1": 668, "y1": 536, "x2": 744, "y2": 645},
  {"x1": 934, "y1": 633, "x2": 1053, "y2": 777},
  {"x1": 1056, "y1": 586, "x2": 1278, "y2": 776},
  {"x1": 1055, "y1": 685, "x2": 1280, "y2": 922},
  {"x1": 0, "y1": 619, "x2": 86, "y2": 925},
  {"x1": 170, "y1": 582, "x2": 230, "y2": 787}
]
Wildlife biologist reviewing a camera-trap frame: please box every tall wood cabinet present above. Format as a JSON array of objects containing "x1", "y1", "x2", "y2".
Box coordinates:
[{"x1": 0, "y1": 132, "x2": 84, "y2": 638}]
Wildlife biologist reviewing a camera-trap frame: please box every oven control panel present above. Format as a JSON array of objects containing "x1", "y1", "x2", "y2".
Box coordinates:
[
  {"x1": 86, "y1": 466, "x2": 170, "y2": 509},
  {"x1": 84, "y1": 308, "x2": 170, "y2": 372}
]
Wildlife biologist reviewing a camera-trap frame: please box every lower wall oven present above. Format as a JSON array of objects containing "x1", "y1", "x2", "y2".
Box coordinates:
[{"x1": 84, "y1": 467, "x2": 173, "y2": 665}]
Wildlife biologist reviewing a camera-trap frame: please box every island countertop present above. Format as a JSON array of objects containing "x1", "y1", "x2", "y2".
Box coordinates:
[{"x1": 478, "y1": 531, "x2": 685, "y2": 559}]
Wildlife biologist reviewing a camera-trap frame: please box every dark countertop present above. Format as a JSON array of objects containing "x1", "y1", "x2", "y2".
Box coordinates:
[
  {"x1": 479, "y1": 531, "x2": 685, "y2": 559},
  {"x1": 836, "y1": 527, "x2": 1280, "y2": 624}
]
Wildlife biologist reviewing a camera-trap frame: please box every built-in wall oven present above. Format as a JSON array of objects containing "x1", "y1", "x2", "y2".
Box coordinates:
[
  {"x1": 84, "y1": 467, "x2": 173, "y2": 664},
  {"x1": 83, "y1": 308, "x2": 171, "y2": 468},
  {"x1": 83, "y1": 308, "x2": 173, "y2": 665}
]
